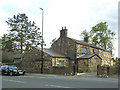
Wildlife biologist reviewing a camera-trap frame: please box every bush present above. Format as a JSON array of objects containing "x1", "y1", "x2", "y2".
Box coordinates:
[
  {"x1": 78, "y1": 70, "x2": 84, "y2": 73},
  {"x1": 102, "y1": 64, "x2": 110, "y2": 67},
  {"x1": 2, "y1": 58, "x2": 13, "y2": 63}
]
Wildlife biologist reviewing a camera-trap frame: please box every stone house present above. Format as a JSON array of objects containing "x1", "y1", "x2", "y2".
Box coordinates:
[
  {"x1": 51, "y1": 27, "x2": 112, "y2": 72},
  {"x1": 20, "y1": 48, "x2": 74, "y2": 74},
  {"x1": 18, "y1": 27, "x2": 112, "y2": 74}
]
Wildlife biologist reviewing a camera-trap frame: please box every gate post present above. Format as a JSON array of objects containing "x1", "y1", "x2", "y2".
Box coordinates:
[
  {"x1": 107, "y1": 66, "x2": 110, "y2": 76},
  {"x1": 97, "y1": 65, "x2": 99, "y2": 75}
]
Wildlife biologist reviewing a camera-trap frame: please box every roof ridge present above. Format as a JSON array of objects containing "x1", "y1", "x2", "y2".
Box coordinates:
[
  {"x1": 67, "y1": 37, "x2": 109, "y2": 52},
  {"x1": 35, "y1": 47, "x2": 69, "y2": 58},
  {"x1": 67, "y1": 37, "x2": 95, "y2": 45}
]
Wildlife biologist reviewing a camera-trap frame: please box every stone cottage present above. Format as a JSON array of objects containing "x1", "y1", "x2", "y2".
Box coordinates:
[
  {"x1": 20, "y1": 48, "x2": 74, "y2": 74},
  {"x1": 19, "y1": 27, "x2": 113, "y2": 74}
]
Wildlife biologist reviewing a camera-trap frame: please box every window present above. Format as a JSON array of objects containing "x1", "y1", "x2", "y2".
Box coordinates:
[
  {"x1": 93, "y1": 49, "x2": 95, "y2": 53},
  {"x1": 52, "y1": 58, "x2": 68, "y2": 67},
  {"x1": 87, "y1": 48, "x2": 90, "y2": 54},
  {"x1": 59, "y1": 60, "x2": 64, "y2": 66},
  {"x1": 81, "y1": 47, "x2": 87, "y2": 55},
  {"x1": 54, "y1": 59, "x2": 56, "y2": 66}
]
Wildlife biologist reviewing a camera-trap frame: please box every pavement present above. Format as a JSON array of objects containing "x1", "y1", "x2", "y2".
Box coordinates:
[{"x1": 26, "y1": 72, "x2": 118, "y2": 79}]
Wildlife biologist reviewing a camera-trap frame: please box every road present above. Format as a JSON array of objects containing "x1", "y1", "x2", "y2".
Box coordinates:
[{"x1": 2, "y1": 73, "x2": 118, "y2": 88}]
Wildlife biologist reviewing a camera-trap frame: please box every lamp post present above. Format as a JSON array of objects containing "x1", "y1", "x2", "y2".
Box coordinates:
[
  {"x1": 40, "y1": 8, "x2": 44, "y2": 74},
  {"x1": 73, "y1": 46, "x2": 77, "y2": 75}
]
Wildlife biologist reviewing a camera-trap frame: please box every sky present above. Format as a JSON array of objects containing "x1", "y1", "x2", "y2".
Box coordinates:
[{"x1": 0, "y1": 0, "x2": 119, "y2": 58}]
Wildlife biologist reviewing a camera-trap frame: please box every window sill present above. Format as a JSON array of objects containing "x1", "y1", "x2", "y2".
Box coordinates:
[{"x1": 52, "y1": 66, "x2": 67, "y2": 68}]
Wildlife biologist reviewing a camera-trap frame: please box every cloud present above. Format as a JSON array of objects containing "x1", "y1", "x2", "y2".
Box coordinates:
[{"x1": 0, "y1": 0, "x2": 119, "y2": 57}]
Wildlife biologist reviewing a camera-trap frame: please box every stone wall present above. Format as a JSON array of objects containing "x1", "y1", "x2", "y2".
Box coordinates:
[
  {"x1": 52, "y1": 60, "x2": 74, "y2": 75},
  {"x1": 77, "y1": 59, "x2": 88, "y2": 72},
  {"x1": 88, "y1": 56, "x2": 101, "y2": 72},
  {"x1": 76, "y1": 44, "x2": 111, "y2": 66},
  {"x1": 77, "y1": 56, "x2": 101, "y2": 72},
  {"x1": 52, "y1": 37, "x2": 76, "y2": 59},
  {"x1": 76, "y1": 44, "x2": 99, "y2": 57},
  {"x1": 99, "y1": 49, "x2": 112, "y2": 66},
  {"x1": 97, "y1": 65, "x2": 118, "y2": 76},
  {"x1": 20, "y1": 48, "x2": 53, "y2": 73}
]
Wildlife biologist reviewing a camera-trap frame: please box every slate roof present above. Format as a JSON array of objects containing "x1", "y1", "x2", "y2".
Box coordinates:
[
  {"x1": 77, "y1": 54, "x2": 102, "y2": 60},
  {"x1": 36, "y1": 47, "x2": 69, "y2": 58},
  {"x1": 67, "y1": 37, "x2": 109, "y2": 52}
]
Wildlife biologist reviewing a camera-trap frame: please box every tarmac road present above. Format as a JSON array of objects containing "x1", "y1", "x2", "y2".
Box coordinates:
[{"x1": 2, "y1": 73, "x2": 118, "y2": 88}]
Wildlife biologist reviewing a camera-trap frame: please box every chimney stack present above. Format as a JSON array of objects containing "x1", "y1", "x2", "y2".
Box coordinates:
[{"x1": 60, "y1": 26, "x2": 67, "y2": 37}]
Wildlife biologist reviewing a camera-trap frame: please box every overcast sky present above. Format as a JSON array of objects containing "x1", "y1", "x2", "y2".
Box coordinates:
[{"x1": 0, "y1": 0, "x2": 119, "y2": 57}]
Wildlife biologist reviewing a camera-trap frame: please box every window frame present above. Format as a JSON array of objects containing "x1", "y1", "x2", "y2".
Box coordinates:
[
  {"x1": 52, "y1": 58, "x2": 68, "y2": 67},
  {"x1": 81, "y1": 47, "x2": 87, "y2": 55}
]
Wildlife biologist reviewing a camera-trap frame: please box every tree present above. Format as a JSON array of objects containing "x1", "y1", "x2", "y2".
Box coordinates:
[
  {"x1": 79, "y1": 22, "x2": 115, "y2": 56},
  {"x1": 79, "y1": 30, "x2": 91, "y2": 41},
  {"x1": 90, "y1": 22, "x2": 115, "y2": 55},
  {"x1": 79, "y1": 30, "x2": 93, "y2": 42},
  {"x1": 112, "y1": 57, "x2": 119, "y2": 65},
  {"x1": 6, "y1": 13, "x2": 41, "y2": 53},
  {"x1": 50, "y1": 38, "x2": 57, "y2": 45},
  {"x1": 1, "y1": 34, "x2": 14, "y2": 52},
  {"x1": 79, "y1": 30, "x2": 88, "y2": 39}
]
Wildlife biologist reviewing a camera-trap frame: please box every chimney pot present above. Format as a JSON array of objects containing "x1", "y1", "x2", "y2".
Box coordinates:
[
  {"x1": 65, "y1": 26, "x2": 66, "y2": 29},
  {"x1": 60, "y1": 26, "x2": 67, "y2": 37}
]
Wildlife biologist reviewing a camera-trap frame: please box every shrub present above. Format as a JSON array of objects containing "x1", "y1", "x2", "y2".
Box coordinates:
[
  {"x1": 78, "y1": 70, "x2": 84, "y2": 73},
  {"x1": 2, "y1": 58, "x2": 13, "y2": 63},
  {"x1": 102, "y1": 64, "x2": 110, "y2": 67}
]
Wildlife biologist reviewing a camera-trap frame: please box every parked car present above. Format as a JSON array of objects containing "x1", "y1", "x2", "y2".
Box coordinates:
[{"x1": 1, "y1": 65, "x2": 25, "y2": 76}]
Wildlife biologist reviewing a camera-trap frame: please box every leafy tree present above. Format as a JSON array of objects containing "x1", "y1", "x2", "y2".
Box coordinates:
[
  {"x1": 90, "y1": 22, "x2": 115, "y2": 55},
  {"x1": 112, "y1": 57, "x2": 119, "y2": 65},
  {"x1": 80, "y1": 30, "x2": 89, "y2": 36},
  {"x1": 6, "y1": 13, "x2": 41, "y2": 53},
  {"x1": 50, "y1": 38, "x2": 57, "y2": 45},
  {"x1": 79, "y1": 30, "x2": 88, "y2": 39},
  {"x1": 79, "y1": 30, "x2": 92, "y2": 42},
  {"x1": 0, "y1": 37, "x2": 2, "y2": 49},
  {"x1": 80, "y1": 22, "x2": 115, "y2": 56},
  {"x1": 1, "y1": 34, "x2": 15, "y2": 52}
]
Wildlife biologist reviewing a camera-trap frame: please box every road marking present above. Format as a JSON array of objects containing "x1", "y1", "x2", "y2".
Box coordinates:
[
  {"x1": 23, "y1": 76, "x2": 46, "y2": 78},
  {"x1": 45, "y1": 84, "x2": 72, "y2": 88},
  {"x1": 3, "y1": 79, "x2": 25, "y2": 84}
]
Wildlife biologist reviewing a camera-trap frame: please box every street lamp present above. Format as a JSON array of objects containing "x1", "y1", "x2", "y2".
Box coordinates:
[
  {"x1": 40, "y1": 7, "x2": 44, "y2": 74},
  {"x1": 73, "y1": 47, "x2": 77, "y2": 75}
]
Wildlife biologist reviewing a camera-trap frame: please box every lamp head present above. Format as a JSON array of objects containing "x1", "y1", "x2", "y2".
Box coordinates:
[{"x1": 40, "y1": 8, "x2": 43, "y2": 10}]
